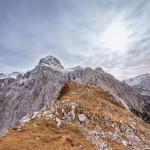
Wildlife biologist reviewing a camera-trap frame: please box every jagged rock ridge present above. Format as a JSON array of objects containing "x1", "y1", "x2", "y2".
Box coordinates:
[
  {"x1": 0, "y1": 55, "x2": 149, "y2": 135},
  {"x1": 123, "y1": 74, "x2": 150, "y2": 96},
  {"x1": 0, "y1": 72, "x2": 21, "y2": 79}
]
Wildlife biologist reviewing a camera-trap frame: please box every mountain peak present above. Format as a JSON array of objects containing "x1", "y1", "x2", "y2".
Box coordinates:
[
  {"x1": 123, "y1": 73, "x2": 150, "y2": 96},
  {"x1": 38, "y1": 55, "x2": 64, "y2": 69}
]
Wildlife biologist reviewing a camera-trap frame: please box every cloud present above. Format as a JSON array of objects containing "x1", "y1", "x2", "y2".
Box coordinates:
[{"x1": 0, "y1": 0, "x2": 150, "y2": 80}]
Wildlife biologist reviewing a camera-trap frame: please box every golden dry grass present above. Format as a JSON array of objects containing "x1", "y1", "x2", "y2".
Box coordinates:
[{"x1": 0, "y1": 118, "x2": 97, "y2": 150}]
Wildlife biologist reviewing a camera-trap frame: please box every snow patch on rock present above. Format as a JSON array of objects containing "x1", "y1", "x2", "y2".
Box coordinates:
[{"x1": 0, "y1": 72, "x2": 21, "y2": 79}]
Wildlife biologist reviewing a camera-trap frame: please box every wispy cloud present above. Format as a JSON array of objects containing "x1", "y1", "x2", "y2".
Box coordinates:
[{"x1": 0, "y1": 0, "x2": 150, "y2": 80}]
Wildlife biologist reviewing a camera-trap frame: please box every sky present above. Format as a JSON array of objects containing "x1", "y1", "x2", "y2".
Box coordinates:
[{"x1": 0, "y1": 0, "x2": 150, "y2": 80}]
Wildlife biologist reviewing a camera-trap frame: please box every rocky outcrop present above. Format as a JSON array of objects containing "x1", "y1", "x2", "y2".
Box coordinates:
[{"x1": 0, "y1": 55, "x2": 149, "y2": 135}]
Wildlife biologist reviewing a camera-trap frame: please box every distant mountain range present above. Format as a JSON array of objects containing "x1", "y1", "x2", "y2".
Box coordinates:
[
  {"x1": 0, "y1": 55, "x2": 149, "y2": 138},
  {"x1": 123, "y1": 73, "x2": 150, "y2": 97}
]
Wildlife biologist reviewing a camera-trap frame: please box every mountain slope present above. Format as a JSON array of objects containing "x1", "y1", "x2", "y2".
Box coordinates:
[
  {"x1": 0, "y1": 81, "x2": 150, "y2": 150},
  {"x1": 123, "y1": 73, "x2": 150, "y2": 96},
  {"x1": 0, "y1": 55, "x2": 149, "y2": 135}
]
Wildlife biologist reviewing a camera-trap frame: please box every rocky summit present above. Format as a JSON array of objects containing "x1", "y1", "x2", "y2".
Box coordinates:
[
  {"x1": 38, "y1": 55, "x2": 64, "y2": 70},
  {"x1": 0, "y1": 55, "x2": 150, "y2": 148},
  {"x1": 0, "y1": 81, "x2": 149, "y2": 150}
]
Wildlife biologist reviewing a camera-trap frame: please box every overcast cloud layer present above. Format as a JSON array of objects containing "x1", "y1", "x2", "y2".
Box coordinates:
[{"x1": 0, "y1": 0, "x2": 150, "y2": 80}]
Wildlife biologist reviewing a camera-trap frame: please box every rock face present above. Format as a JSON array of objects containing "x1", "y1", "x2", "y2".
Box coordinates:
[
  {"x1": 38, "y1": 55, "x2": 64, "y2": 70},
  {"x1": 123, "y1": 74, "x2": 150, "y2": 97},
  {"x1": 0, "y1": 81, "x2": 150, "y2": 150},
  {"x1": 0, "y1": 55, "x2": 149, "y2": 135},
  {"x1": 0, "y1": 72, "x2": 21, "y2": 80}
]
